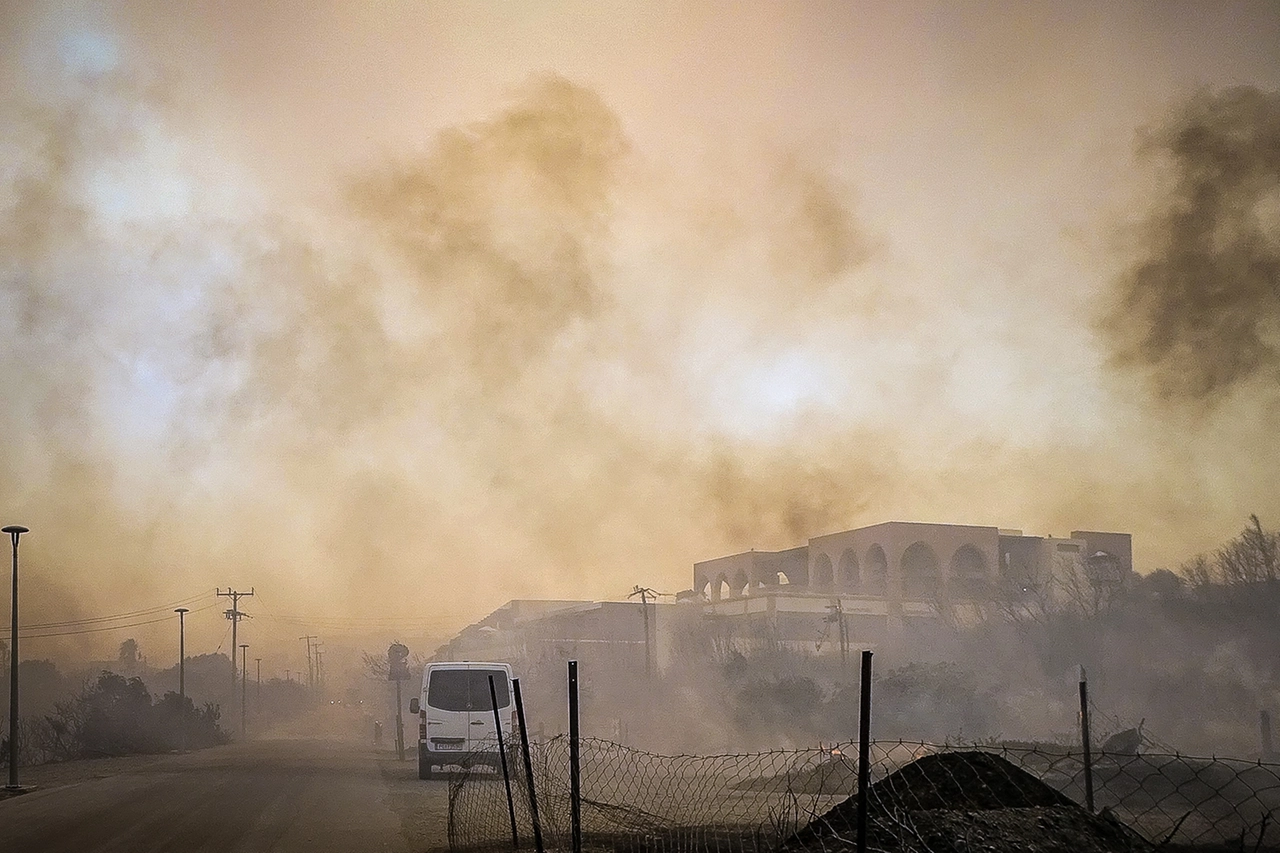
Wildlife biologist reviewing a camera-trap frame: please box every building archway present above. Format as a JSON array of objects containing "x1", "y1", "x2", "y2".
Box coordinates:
[
  {"x1": 838, "y1": 548, "x2": 860, "y2": 590},
  {"x1": 733, "y1": 569, "x2": 749, "y2": 597},
  {"x1": 777, "y1": 572, "x2": 791, "y2": 585},
  {"x1": 864, "y1": 545, "x2": 888, "y2": 595},
  {"x1": 902, "y1": 541, "x2": 941, "y2": 597},
  {"x1": 949, "y1": 544, "x2": 988, "y2": 598},
  {"x1": 813, "y1": 553, "x2": 834, "y2": 590},
  {"x1": 717, "y1": 576, "x2": 731, "y2": 601}
]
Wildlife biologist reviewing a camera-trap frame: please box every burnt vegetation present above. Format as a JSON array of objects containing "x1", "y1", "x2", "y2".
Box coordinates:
[{"x1": 2, "y1": 670, "x2": 225, "y2": 766}]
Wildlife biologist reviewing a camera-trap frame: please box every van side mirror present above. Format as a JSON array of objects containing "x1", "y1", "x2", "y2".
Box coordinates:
[{"x1": 409, "y1": 697, "x2": 420, "y2": 714}]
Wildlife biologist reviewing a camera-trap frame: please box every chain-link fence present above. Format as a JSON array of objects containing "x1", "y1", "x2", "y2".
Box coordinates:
[{"x1": 447, "y1": 737, "x2": 1280, "y2": 852}]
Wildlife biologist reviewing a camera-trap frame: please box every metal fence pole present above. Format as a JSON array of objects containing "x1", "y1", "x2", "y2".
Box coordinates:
[
  {"x1": 513, "y1": 679, "x2": 544, "y2": 853},
  {"x1": 395, "y1": 678, "x2": 405, "y2": 761},
  {"x1": 857, "y1": 649, "x2": 872, "y2": 853},
  {"x1": 490, "y1": 675, "x2": 519, "y2": 850},
  {"x1": 1079, "y1": 666, "x2": 1095, "y2": 813},
  {"x1": 569, "y1": 660, "x2": 582, "y2": 853}
]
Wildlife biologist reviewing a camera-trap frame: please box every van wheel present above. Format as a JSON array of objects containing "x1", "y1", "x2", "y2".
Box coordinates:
[{"x1": 419, "y1": 758, "x2": 433, "y2": 781}]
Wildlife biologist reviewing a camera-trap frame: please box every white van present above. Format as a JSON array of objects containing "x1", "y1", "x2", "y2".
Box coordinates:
[{"x1": 409, "y1": 661, "x2": 514, "y2": 780}]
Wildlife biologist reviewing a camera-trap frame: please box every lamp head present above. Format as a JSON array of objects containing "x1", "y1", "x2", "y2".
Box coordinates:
[
  {"x1": 2, "y1": 526, "x2": 29, "y2": 535},
  {"x1": 175, "y1": 608, "x2": 189, "y2": 615}
]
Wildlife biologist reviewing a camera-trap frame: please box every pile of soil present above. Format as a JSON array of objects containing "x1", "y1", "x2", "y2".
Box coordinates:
[
  {"x1": 783, "y1": 751, "x2": 1152, "y2": 853},
  {"x1": 870, "y1": 750, "x2": 1076, "y2": 811}
]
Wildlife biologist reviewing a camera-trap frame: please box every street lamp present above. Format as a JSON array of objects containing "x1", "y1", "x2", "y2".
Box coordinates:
[
  {"x1": 3, "y1": 524, "x2": 29, "y2": 791},
  {"x1": 175, "y1": 608, "x2": 189, "y2": 752},
  {"x1": 239, "y1": 644, "x2": 249, "y2": 740}
]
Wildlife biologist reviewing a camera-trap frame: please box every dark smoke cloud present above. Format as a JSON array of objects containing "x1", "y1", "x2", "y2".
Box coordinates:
[
  {"x1": 764, "y1": 152, "x2": 877, "y2": 289},
  {"x1": 1104, "y1": 86, "x2": 1280, "y2": 404},
  {"x1": 348, "y1": 76, "x2": 626, "y2": 388}
]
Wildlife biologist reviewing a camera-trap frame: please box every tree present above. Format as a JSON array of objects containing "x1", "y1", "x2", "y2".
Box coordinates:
[
  {"x1": 1180, "y1": 515, "x2": 1280, "y2": 588},
  {"x1": 118, "y1": 639, "x2": 141, "y2": 668}
]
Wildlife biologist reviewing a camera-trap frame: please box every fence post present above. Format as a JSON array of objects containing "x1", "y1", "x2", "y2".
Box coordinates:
[
  {"x1": 395, "y1": 677, "x2": 404, "y2": 761},
  {"x1": 513, "y1": 678, "x2": 544, "y2": 853},
  {"x1": 490, "y1": 675, "x2": 519, "y2": 851},
  {"x1": 569, "y1": 660, "x2": 582, "y2": 853},
  {"x1": 1079, "y1": 666, "x2": 1095, "y2": 813},
  {"x1": 857, "y1": 649, "x2": 872, "y2": 853}
]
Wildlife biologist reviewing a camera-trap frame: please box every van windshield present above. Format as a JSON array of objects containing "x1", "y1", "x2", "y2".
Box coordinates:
[{"x1": 427, "y1": 669, "x2": 510, "y2": 712}]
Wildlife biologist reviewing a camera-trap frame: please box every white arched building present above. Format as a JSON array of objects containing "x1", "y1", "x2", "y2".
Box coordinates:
[{"x1": 692, "y1": 522, "x2": 1132, "y2": 652}]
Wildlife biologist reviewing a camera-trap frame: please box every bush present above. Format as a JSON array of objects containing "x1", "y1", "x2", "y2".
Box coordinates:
[{"x1": 1, "y1": 670, "x2": 227, "y2": 766}]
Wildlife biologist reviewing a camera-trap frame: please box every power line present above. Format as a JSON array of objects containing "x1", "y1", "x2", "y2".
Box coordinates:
[
  {"x1": 213, "y1": 619, "x2": 234, "y2": 655},
  {"x1": 262, "y1": 613, "x2": 453, "y2": 629},
  {"x1": 19, "y1": 602, "x2": 220, "y2": 640},
  {"x1": 251, "y1": 593, "x2": 450, "y2": 631},
  {"x1": 20, "y1": 590, "x2": 214, "y2": 630}
]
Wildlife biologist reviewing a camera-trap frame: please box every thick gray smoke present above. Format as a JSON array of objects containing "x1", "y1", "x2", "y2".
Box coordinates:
[
  {"x1": 1104, "y1": 86, "x2": 1280, "y2": 404},
  {"x1": 4, "y1": 0, "x2": 1279, "y2": 671},
  {"x1": 0, "y1": 47, "x2": 890, "y2": 651}
]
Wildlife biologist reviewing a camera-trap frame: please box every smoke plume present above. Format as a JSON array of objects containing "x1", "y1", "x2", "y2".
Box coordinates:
[{"x1": 1104, "y1": 86, "x2": 1280, "y2": 405}]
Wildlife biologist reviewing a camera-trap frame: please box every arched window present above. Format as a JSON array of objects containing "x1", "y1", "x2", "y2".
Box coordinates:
[
  {"x1": 838, "y1": 549, "x2": 860, "y2": 590},
  {"x1": 864, "y1": 546, "x2": 888, "y2": 595},
  {"x1": 949, "y1": 545, "x2": 988, "y2": 598},
  {"x1": 901, "y1": 541, "x2": 941, "y2": 597},
  {"x1": 813, "y1": 553, "x2": 834, "y2": 590}
]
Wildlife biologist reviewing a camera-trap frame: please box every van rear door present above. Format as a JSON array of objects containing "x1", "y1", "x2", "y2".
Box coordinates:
[
  {"x1": 425, "y1": 666, "x2": 470, "y2": 756},
  {"x1": 465, "y1": 667, "x2": 511, "y2": 751}
]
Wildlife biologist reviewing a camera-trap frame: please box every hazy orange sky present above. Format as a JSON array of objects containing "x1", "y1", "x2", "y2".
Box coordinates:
[{"x1": 2, "y1": 1, "x2": 1279, "y2": 664}]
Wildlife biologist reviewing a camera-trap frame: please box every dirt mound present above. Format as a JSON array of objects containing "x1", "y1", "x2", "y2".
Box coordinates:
[
  {"x1": 784, "y1": 751, "x2": 1151, "y2": 853},
  {"x1": 871, "y1": 750, "x2": 1076, "y2": 811}
]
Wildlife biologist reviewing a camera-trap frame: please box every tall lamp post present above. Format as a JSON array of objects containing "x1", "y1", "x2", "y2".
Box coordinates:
[
  {"x1": 175, "y1": 608, "x2": 189, "y2": 753},
  {"x1": 239, "y1": 644, "x2": 249, "y2": 740},
  {"x1": 3, "y1": 524, "x2": 29, "y2": 791}
]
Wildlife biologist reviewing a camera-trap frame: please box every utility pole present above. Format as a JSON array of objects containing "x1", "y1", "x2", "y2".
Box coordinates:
[
  {"x1": 299, "y1": 636, "x2": 317, "y2": 690},
  {"x1": 315, "y1": 646, "x2": 325, "y2": 694},
  {"x1": 240, "y1": 644, "x2": 249, "y2": 739},
  {"x1": 218, "y1": 588, "x2": 254, "y2": 692},
  {"x1": 827, "y1": 601, "x2": 849, "y2": 669},
  {"x1": 629, "y1": 586, "x2": 656, "y2": 678}
]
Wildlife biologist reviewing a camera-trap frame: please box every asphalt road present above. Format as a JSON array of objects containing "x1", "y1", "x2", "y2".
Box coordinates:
[{"x1": 0, "y1": 738, "x2": 449, "y2": 853}]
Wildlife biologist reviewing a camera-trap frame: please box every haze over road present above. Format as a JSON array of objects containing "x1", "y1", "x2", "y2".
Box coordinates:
[{"x1": 0, "y1": 739, "x2": 446, "y2": 853}]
